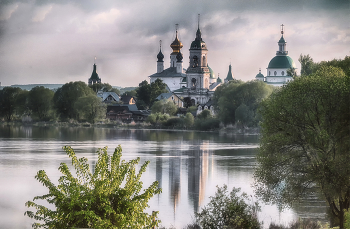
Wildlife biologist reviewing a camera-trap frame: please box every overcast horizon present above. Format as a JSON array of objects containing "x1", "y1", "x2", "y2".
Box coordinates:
[{"x1": 0, "y1": 0, "x2": 349, "y2": 87}]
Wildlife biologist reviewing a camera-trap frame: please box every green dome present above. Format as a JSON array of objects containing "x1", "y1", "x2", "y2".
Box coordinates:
[
  {"x1": 256, "y1": 72, "x2": 264, "y2": 78},
  {"x1": 207, "y1": 64, "x2": 215, "y2": 79},
  {"x1": 217, "y1": 77, "x2": 222, "y2": 83},
  {"x1": 268, "y1": 56, "x2": 296, "y2": 69}
]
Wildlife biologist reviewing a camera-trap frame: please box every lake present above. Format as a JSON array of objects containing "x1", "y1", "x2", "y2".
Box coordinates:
[{"x1": 0, "y1": 125, "x2": 327, "y2": 228}]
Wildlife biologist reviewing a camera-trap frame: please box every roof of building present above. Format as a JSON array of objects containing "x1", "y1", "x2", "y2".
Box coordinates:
[
  {"x1": 209, "y1": 82, "x2": 221, "y2": 90},
  {"x1": 170, "y1": 30, "x2": 183, "y2": 54},
  {"x1": 89, "y1": 64, "x2": 100, "y2": 80},
  {"x1": 278, "y1": 35, "x2": 286, "y2": 43},
  {"x1": 255, "y1": 70, "x2": 264, "y2": 78},
  {"x1": 267, "y1": 55, "x2": 296, "y2": 69},
  {"x1": 226, "y1": 64, "x2": 234, "y2": 81},
  {"x1": 120, "y1": 96, "x2": 136, "y2": 104},
  {"x1": 156, "y1": 92, "x2": 173, "y2": 100},
  {"x1": 97, "y1": 91, "x2": 120, "y2": 101},
  {"x1": 217, "y1": 77, "x2": 222, "y2": 83},
  {"x1": 190, "y1": 28, "x2": 207, "y2": 50},
  {"x1": 208, "y1": 64, "x2": 215, "y2": 79},
  {"x1": 149, "y1": 67, "x2": 186, "y2": 78}
]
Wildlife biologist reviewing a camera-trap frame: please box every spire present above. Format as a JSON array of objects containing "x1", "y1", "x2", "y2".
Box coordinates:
[
  {"x1": 196, "y1": 14, "x2": 202, "y2": 41},
  {"x1": 225, "y1": 64, "x2": 234, "y2": 82},
  {"x1": 277, "y1": 24, "x2": 288, "y2": 55}
]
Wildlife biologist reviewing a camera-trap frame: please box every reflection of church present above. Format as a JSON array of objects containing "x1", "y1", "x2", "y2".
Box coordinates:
[{"x1": 149, "y1": 20, "x2": 221, "y2": 106}]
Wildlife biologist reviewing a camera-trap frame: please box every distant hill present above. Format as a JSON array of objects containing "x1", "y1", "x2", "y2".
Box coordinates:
[{"x1": 9, "y1": 84, "x2": 64, "y2": 91}]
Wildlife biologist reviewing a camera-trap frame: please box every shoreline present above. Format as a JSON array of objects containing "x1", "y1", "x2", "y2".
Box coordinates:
[{"x1": 0, "y1": 120, "x2": 260, "y2": 135}]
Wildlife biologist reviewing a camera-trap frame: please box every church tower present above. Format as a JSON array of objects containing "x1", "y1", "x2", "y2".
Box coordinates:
[
  {"x1": 266, "y1": 25, "x2": 296, "y2": 86},
  {"x1": 186, "y1": 15, "x2": 210, "y2": 91},
  {"x1": 88, "y1": 58, "x2": 101, "y2": 85},
  {"x1": 157, "y1": 40, "x2": 164, "y2": 73}
]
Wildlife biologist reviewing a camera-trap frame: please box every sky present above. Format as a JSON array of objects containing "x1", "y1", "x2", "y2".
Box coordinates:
[{"x1": 0, "y1": 0, "x2": 349, "y2": 87}]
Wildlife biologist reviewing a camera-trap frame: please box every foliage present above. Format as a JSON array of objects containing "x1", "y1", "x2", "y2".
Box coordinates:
[
  {"x1": 194, "y1": 117, "x2": 220, "y2": 131},
  {"x1": 235, "y1": 103, "x2": 254, "y2": 127},
  {"x1": 136, "y1": 80, "x2": 151, "y2": 110},
  {"x1": 146, "y1": 112, "x2": 170, "y2": 126},
  {"x1": 136, "y1": 79, "x2": 168, "y2": 110},
  {"x1": 74, "y1": 95, "x2": 107, "y2": 123},
  {"x1": 195, "y1": 185, "x2": 261, "y2": 229},
  {"x1": 28, "y1": 86, "x2": 55, "y2": 121},
  {"x1": 197, "y1": 109, "x2": 211, "y2": 119},
  {"x1": 163, "y1": 117, "x2": 183, "y2": 128},
  {"x1": 53, "y1": 81, "x2": 95, "y2": 120},
  {"x1": 25, "y1": 145, "x2": 162, "y2": 228},
  {"x1": 299, "y1": 54, "x2": 315, "y2": 76},
  {"x1": 184, "y1": 112, "x2": 194, "y2": 128},
  {"x1": 89, "y1": 83, "x2": 121, "y2": 95},
  {"x1": 187, "y1": 106, "x2": 198, "y2": 114},
  {"x1": 151, "y1": 99, "x2": 177, "y2": 116},
  {"x1": 268, "y1": 219, "x2": 321, "y2": 229},
  {"x1": 254, "y1": 66, "x2": 350, "y2": 228},
  {"x1": 0, "y1": 87, "x2": 24, "y2": 121},
  {"x1": 213, "y1": 80, "x2": 274, "y2": 126}
]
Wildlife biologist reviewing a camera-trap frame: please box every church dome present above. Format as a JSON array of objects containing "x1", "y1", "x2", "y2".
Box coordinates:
[
  {"x1": 268, "y1": 56, "x2": 296, "y2": 69},
  {"x1": 207, "y1": 64, "x2": 215, "y2": 79},
  {"x1": 176, "y1": 51, "x2": 183, "y2": 62},
  {"x1": 170, "y1": 31, "x2": 183, "y2": 53},
  {"x1": 256, "y1": 70, "x2": 264, "y2": 78},
  {"x1": 157, "y1": 50, "x2": 164, "y2": 62}
]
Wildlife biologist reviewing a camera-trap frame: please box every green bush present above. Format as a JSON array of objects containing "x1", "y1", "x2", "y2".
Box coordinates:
[
  {"x1": 194, "y1": 117, "x2": 220, "y2": 131},
  {"x1": 163, "y1": 117, "x2": 184, "y2": 128},
  {"x1": 25, "y1": 146, "x2": 161, "y2": 228},
  {"x1": 196, "y1": 185, "x2": 261, "y2": 229}
]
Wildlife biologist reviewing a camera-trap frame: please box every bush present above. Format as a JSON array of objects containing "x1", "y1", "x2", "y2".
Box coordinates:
[
  {"x1": 25, "y1": 146, "x2": 161, "y2": 228},
  {"x1": 163, "y1": 117, "x2": 184, "y2": 128},
  {"x1": 194, "y1": 117, "x2": 220, "y2": 131},
  {"x1": 196, "y1": 185, "x2": 261, "y2": 229}
]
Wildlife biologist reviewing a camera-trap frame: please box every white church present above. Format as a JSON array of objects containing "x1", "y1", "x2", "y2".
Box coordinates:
[
  {"x1": 148, "y1": 22, "x2": 222, "y2": 106},
  {"x1": 255, "y1": 25, "x2": 297, "y2": 86}
]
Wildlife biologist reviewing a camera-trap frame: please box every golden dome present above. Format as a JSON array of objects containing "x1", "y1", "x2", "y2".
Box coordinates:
[{"x1": 170, "y1": 31, "x2": 183, "y2": 53}]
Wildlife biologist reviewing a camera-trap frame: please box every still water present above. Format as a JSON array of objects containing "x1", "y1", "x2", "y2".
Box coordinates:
[{"x1": 0, "y1": 125, "x2": 326, "y2": 228}]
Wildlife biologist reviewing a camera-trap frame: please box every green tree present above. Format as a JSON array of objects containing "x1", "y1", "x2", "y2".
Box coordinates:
[
  {"x1": 53, "y1": 81, "x2": 94, "y2": 120},
  {"x1": 235, "y1": 103, "x2": 254, "y2": 127},
  {"x1": 74, "y1": 95, "x2": 107, "y2": 123},
  {"x1": 151, "y1": 99, "x2": 177, "y2": 116},
  {"x1": 184, "y1": 112, "x2": 194, "y2": 128},
  {"x1": 89, "y1": 83, "x2": 120, "y2": 95},
  {"x1": 299, "y1": 54, "x2": 314, "y2": 76},
  {"x1": 150, "y1": 79, "x2": 168, "y2": 104},
  {"x1": 254, "y1": 66, "x2": 350, "y2": 228},
  {"x1": 28, "y1": 86, "x2": 54, "y2": 121},
  {"x1": 25, "y1": 145, "x2": 162, "y2": 228},
  {"x1": 136, "y1": 80, "x2": 151, "y2": 110},
  {"x1": 0, "y1": 87, "x2": 24, "y2": 121},
  {"x1": 196, "y1": 185, "x2": 261, "y2": 229},
  {"x1": 146, "y1": 112, "x2": 169, "y2": 126},
  {"x1": 213, "y1": 80, "x2": 273, "y2": 126}
]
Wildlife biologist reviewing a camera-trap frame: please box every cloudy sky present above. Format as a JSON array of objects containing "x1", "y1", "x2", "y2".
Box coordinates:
[{"x1": 0, "y1": 0, "x2": 349, "y2": 87}]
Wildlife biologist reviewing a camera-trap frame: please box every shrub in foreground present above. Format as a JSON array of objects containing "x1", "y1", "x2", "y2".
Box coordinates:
[
  {"x1": 25, "y1": 145, "x2": 161, "y2": 228},
  {"x1": 196, "y1": 185, "x2": 261, "y2": 229}
]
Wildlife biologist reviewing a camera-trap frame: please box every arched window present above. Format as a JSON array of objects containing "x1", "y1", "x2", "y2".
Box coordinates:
[
  {"x1": 282, "y1": 71, "x2": 285, "y2": 76},
  {"x1": 274, "y1": 71, "x2": 277, "y2": 76}
]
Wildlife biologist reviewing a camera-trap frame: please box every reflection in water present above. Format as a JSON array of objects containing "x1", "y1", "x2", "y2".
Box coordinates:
[{"x1": 0, "y1": 125, "x2": 327, "y2": 229}]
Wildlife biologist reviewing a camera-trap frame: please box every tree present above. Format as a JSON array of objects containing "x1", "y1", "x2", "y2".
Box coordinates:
[
  {"x1": 25, "y1": 145, "x2": 162, "y2": 228},
  {"x1": 254, "y1": 66, "x2": 350, "y2": 228},
  {"x1": 74, "y1": 95, "x2": 107, "y2": 123},
  {"x1": 235, "y1": 103, "x2": 254, "y2": 127},
  {"x1": 136, "y1": 80, "x2": 151, "y2": 110},
  {"x1": 195, "y1": 185, "x2": 261, "y2": 229},
  {"x1": 184, "y1": 112, "x2": 194, "y2": 128},
  {"x1": 89, "y1": 83, "x2": 120, "y2": 95},
  {"x1": 299, "y1": 54, "x2": 314, "y2": 76},
  {"x1": 28, "y1": 86, "x2": 54, "y2": 121},
  {"x1": 213, "y1": 80, "x2": 274, "y2": 126},
  {"x1": 0, "y1": 87, "x2": 24, "y2": 121},
  {"x1": 150, "y1": 79, "x2": 168, "y2": 104},
  {"x1": 53, "y1": 81, "x2": 95, "y2": 120},
  {"x1": 151, "y1": 99, "x2": 177, "y2": 116}
]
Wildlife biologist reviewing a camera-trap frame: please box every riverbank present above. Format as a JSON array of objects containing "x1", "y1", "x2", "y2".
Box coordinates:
[{"x1": 0, "y1": 120, "x2": 260, "y2": 135}]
